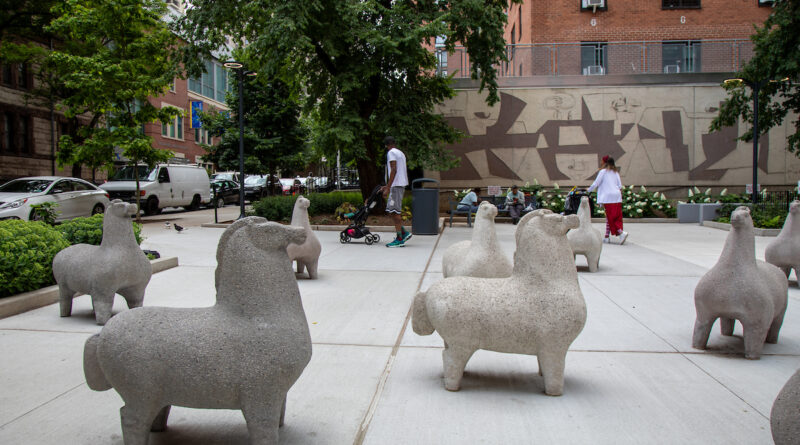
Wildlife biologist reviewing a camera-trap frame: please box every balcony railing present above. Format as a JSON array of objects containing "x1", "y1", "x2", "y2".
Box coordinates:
[{"x1": 435, "y1": 39, "x2": 754, "y2": 78}]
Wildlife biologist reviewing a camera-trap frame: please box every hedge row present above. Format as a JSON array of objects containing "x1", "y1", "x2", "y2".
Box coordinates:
[
  {"x1": 251, "y1": 191, "x2": 412, "y2": 222},
  {"x1": 0, "y1": 216, "x2": 143, "y2": 298}
]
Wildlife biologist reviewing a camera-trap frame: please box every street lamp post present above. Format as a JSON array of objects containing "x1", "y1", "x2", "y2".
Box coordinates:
[
  {"x1": 223, "y1": 60, "x2": 256, "y2": 219},
  {"x1": 724, "y1": 77, "x2": 789, "y2": 205}
]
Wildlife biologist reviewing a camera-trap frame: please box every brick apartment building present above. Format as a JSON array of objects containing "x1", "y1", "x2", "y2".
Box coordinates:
[{"x1": 497, "y1": 0, "x2": 773, "y2": 77}]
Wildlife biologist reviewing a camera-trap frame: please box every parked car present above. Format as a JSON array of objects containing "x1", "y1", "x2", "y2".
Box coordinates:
[
  {"x1": 209, "y1": 179, "x2": 240, "y2": 208},
  {"x1": 210, "y1": 171, "x2": 241, "y2": 184},
  {"x1": 279, "y1": 178, "x2": 306, "y2": 196},
  {"x1": 0, "y1": 176, "x2": 110, "y2": 222},
  {"x1": 243, "y1": 175, "x2": 282, "y2": 202},
  {"x1": 100, "y1": 164, "x2": 210, "y2": 215}
]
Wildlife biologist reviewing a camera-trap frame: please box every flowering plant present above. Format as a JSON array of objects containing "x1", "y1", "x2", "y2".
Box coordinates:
[{"x1": 452, "y1": 188, "x2": 472, "y2": 201}]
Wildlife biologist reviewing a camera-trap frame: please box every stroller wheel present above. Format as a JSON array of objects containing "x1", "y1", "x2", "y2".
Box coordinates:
[
  {"x1": 340, "y1": 233, "x2": 351, "y2": 244},
  {"x1": 372, "y1": 234, "x2": 380, "y2": 243},
  {"x1": 365, "y1": 235, "x2": 374, "y2": 245}
]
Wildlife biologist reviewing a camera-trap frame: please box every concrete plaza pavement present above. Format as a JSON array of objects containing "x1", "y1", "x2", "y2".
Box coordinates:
[{"x1": 1, "y1": 218, "x2": 799, "y2": 444}]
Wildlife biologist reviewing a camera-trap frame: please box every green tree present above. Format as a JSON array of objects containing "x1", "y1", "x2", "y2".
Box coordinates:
[
  {"x1": 6, "y1": 0, "x2": 181, "y2": 220},
  {"x1": 711, "y1": 0, "x2": 800, "y2": 154},
  {"x1": 177, "y1": 0, "x2": 519, "y2": 199},
  {"x1": 200, "y1": 71, "x2": 307, "y2": 179}
]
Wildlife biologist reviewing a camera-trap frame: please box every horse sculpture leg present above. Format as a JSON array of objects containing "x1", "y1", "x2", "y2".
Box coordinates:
[
  {"x1": 720, "y1": 317, "x2": 735, "y2": 336},
  {"x1": 538, "y1": 348, "x2": 568, "y2": 396},
  {"x1": 767, "y1": 305, "x2": 787, "y2": 344},
  {"x1": 92, "y1": 292, "x2": 116, "y2": 325},
  {"x1": 120, "y1": 402, "x2": 162, "y2": 445},
  {"x1": 742, "y1": 321, "x2": 769, "y2": 360},
  {"x1": 119, "y1": 283, "x2": 147, "y2": 309},
  {"x1": 59, "y1": 284, "x2": 75, "y2": 317},
  {"x1": 241, "y1": 393, "x2": 284, "y2": 445},
  {"x1": 442, "y1": 345, "x2": 475, "y2": 391},
  {"x1": 295, "y1": 261, "x2": 305, "y2": 276},
  {"x1": 306, "y1": 259, "x2": 319, "y2": 280},
  {"x1": 150, "y1": 405, "x2": 171, "y2": 432},
  {"x1": 692, "y1": 316, "x2": 714, "y2": 350}
]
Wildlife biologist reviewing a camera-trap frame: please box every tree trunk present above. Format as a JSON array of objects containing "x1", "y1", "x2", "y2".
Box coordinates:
[
  {"x1": 71, "y1": 163, "x2": 82, "y2": 179},
  {"x1": 357, "y1": 138, "x2": 383, "y2": 213}
]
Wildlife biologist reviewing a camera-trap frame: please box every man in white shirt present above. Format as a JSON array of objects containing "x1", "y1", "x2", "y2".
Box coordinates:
[{"x1": 382, "y1": 136, "x2": 411, "y2": 248}]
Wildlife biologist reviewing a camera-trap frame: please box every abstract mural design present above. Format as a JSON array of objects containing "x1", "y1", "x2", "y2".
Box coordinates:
[{"x1": 432, "y1": 87, "x2": 798, "y2": 188}]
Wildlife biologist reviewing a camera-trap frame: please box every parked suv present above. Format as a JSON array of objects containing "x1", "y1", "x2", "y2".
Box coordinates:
[{"x1": 101, "y1": 164, "x2": 210, "y2": 215}]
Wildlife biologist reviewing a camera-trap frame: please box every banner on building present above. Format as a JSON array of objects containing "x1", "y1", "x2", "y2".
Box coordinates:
[{"x1": 191, "y1": 101, "x2": 203, "y2": 129}]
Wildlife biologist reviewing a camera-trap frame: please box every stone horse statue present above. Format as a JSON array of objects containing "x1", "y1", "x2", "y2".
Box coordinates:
[
  {"x1": 287, "y1": 195, "x2": 322, "y2": 279},
  {"x1": 765, "y1": 200, "x2": 800, "y2": 282},
  {"x1": 693, "y1": 206, "x2": 788, "y2": 359},
  {"x1": 83, "y1": 217, "x2": 311, "y2": 444},
  {"x1": 53, "y1": 199, "x2": 150, "y2": 325},
  {"x1": 567, "y1": 196, "x2": 602, "y2": 272},
  {"x1": 442, "y1": 201, "x2": 512, "y2": 278},
  {"x1": 413, "y1": 209, "x2": 587, "y2": 396}
]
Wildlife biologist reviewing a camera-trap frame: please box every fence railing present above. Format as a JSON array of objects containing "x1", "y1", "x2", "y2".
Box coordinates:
[{"x1": 436, "y1": 39, "x2": 754, "y2": 78}]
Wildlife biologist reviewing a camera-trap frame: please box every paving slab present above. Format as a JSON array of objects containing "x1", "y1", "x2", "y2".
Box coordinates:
[
  {"x1": 0, "y1": 344, "x2": 391, "y2": 445},
  {"x1": 362, "y1": 348, "x2": 773, "y2": 445}
]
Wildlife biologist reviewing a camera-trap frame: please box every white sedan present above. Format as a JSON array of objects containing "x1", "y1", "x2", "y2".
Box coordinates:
[{"x1": 0, "y1": 176, "x2": 110, "y2": 222}]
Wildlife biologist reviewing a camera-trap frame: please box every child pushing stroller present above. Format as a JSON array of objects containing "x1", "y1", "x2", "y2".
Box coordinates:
[{"x1": 339, "y1": 186, "x2": 383, "y2": 245}]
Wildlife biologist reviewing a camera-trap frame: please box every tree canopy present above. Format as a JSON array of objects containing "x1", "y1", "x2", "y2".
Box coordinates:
[
  {"x1": 199, "y1": 72, "x2": 307, "y2": 177},
  {"x1": 711, "y1": 0, "x2": 800, "y2": 155},
  {"x1": 177, "y1": 0, "x2": 520, "y2": 198},
  {"x1": 4, "y1": 0, "x2": 181, "y2": 189}
]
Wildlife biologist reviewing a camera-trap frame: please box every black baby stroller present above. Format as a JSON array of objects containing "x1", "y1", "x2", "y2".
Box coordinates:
[
  {"x1": 564, "y1": 187, "x2": 595, "y2": 216},
  {"x1": 339, "y1": 186, "x2": 383, "y2": 245}
]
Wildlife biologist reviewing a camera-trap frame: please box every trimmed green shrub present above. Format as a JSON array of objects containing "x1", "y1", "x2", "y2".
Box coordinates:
[
  {"x1": 252, "y1": 191, "x2": 368, "y2": 222},
  {"x1": 57, "y1": 214, "x2": 144, "y2": 245},
  {"x1": 0, "y1": 220, "x2": 71, "y2": 298},
  {"x1": 716, "y1": 203, "x2": 787, "y2": 229}
]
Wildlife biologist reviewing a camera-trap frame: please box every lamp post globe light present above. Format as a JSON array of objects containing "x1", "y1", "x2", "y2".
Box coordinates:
[
  {"x1": 223, "y1": 60, "x2": 257, "y2": 219},
  {"x1": 723, "y1": 76, "x2": 790, "y2": 205}
]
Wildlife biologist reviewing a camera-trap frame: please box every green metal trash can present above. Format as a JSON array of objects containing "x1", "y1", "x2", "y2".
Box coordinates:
[{"x1": 411, "y1": 178, "x2": 440, "y2": 235}]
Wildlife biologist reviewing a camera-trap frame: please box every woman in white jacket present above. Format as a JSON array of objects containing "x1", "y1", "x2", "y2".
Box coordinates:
[{"x1": 587, "y1": 156, "x2": 628, "y2": 244}]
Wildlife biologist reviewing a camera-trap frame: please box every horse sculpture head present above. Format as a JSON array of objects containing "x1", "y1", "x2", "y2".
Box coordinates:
[
  {"x1": 476, "y1": 201, "x2": 498, "y2": 219},
  {"x1": 730, "y1": 206, "x2": 753, "y2": 230},
  {"x1": 107, "y1": 199, "x2": 137, "y2": 219},
  {"x1": 513, "y1": 209, "x2": 579, "y2": 276},
  {"x1": 215, "y1": 217, "x2": 306, "y2": 293}
]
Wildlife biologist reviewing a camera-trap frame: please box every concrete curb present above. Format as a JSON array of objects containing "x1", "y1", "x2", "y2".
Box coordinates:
[
  {"x1": 202, "y1": 218, "x2": 448, "y2": 234},
  {"x1": 0, "y1": 256, "x2": 179, "y2": 320},
  {"x1": 702, "y1": 220, "x2": 780, "y2": 237}
]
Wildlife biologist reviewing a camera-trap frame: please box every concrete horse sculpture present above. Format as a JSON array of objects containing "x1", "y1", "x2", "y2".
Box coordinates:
[
  {"x1": 442, "y1": 201, "x2": 512, "y2": 278},
  {"x1": 693, "y1": 206, "x2": 788, "y2": 359},
  {"x1": 83, "y1": 217, "x2": 311, "y2": 444},
  {"x1": 53, "y1": 199, "x2": 150, "y2": 325},
  {"x1": 765, "y1": 200, "x2": 800, "y2": 282},
  {"x1": 413, "y1": 209, "x2": 587, "y2": 396},
  {"x1": 567, "y1": 196, "x2": 602, "y2": 272},
  {"x1": 287, "y1": 195, "x2": 322, "y2": 279}
]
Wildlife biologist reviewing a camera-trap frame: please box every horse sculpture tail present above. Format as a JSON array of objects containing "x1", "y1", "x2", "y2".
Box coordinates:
[
  {"x1": 83, "y1": 334, "x2": 111, "y2": 391},
  {"x1": 412, "y1": 291, "x2": 434, "y2": 335}
]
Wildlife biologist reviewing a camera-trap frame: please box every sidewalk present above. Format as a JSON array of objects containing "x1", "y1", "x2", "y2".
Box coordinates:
[{"x1": 1, "y1": 221, "x2": 798, "y2": 444}]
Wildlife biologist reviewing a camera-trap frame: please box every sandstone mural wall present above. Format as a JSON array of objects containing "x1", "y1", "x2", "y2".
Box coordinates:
[{"x1": 428, "y1": 86, "x2": 800, "y2": 191}]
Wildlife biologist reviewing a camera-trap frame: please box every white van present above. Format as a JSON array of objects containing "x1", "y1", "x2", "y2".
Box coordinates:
[{"x1": 101, "y1": 164, "x2": 211, "y2": 215}]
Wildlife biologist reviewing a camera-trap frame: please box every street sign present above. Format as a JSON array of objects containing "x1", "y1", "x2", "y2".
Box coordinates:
[{"x1": 745, "y1": 184, "x2": 761, "y2": 194}]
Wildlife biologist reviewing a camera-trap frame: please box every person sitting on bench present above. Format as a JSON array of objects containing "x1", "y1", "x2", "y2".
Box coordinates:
[
  {"x1": 457, "y1": 187, "x2": 481, "y2": 212},
  {"x1": 505, "y1": 185, "x2": 525, "y2": 225}
]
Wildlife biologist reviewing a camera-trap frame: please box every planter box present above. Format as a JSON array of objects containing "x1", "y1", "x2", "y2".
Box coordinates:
[
  {"x1": 702, "y1": 220, "x2": 780, "y2": 237},
  {"x1": 0, "y1": 256, "x2": 179, "y2": 320},
  {"x1": 678, "y1": 203, "x2": 722, "y2": 224}
]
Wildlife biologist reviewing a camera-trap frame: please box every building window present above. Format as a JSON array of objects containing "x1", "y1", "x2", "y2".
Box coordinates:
[
  {"x1": 518, "y1": 12, "x2": 522, "y2": 41},
  {"x1": 581, "y1": 42, "x2": 607, "y2": 75},
  {"x1": 435, "y1": 36, "x2": 447, "y2": 77},
  {"x1": 1, "y1": 64, "x2": 11, "y2": 86},
  {"x1": 169, "y1": 79, "x2": 176, "y2": 92},
  {"x1": 188, "y1": 59, "x2": 231, "y2": 102},
  {"x1": 662, "y1": 41, "x2": 701, "y2": 73},
  {"x1": 194, "y1": 128, "x2": 212, "y2": 145},
  {"x1": 662, "y1": 0, "x2": 700, "y2": 9},
  {"x1": 1, "y1": 113, "x2": 13, "y2": 153},
  {"x1": 17, "y1": 64, "x2": 28, "y2": 89},
  {"x1": 1, "y1": 112, "x2": 32, "y2": 155},
  {"x1": 161, "y1": 109, "x2": 184, "y2": 140}
]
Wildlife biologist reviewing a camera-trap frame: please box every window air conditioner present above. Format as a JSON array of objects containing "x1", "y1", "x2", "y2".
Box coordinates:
[
  {"x1": 585, "y1": 0, "x2": 605, "y2": 6},
  {"x1": 663, "y1": 64, "x2": 681, "y2": 74},
  {"x1": 585, "y1": 65, "x2": 604, "y2": 75}
]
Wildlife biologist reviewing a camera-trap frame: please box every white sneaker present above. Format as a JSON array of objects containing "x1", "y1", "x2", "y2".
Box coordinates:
[
  {"x1": 603, "y1": 237, "x2": 610, "y2": 244},
  {"x1": 618, "y1": 231, "x2": 629, "y2": 245}
]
